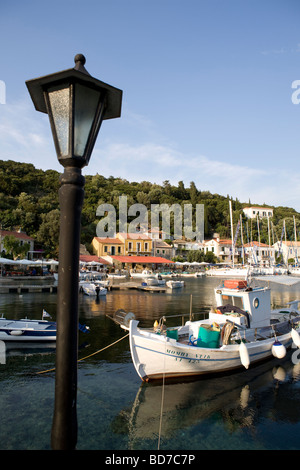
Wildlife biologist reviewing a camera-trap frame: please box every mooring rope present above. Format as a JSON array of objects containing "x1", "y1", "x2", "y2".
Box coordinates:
[{"x1": 36, "y1": 333, "x2": 129, "y2": 375}]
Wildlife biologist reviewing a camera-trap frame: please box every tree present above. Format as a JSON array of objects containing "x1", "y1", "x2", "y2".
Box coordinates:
[
  {"x1": 36, "y1": 209, "x2": 60, "y2": 257},
  {"x1": 2, "y1": 235, "x2": 30, "y2": 259}
]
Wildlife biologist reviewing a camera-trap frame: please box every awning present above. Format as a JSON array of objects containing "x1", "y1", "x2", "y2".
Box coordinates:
[
  {"x1": 110, "y1": 255, "x2": 174, "y2": 264},
  {"x1": 79, "y1": 255, "x2": 111, "y2": 265}
]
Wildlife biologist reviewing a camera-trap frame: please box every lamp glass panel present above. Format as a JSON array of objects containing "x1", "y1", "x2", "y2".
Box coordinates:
[
  {"x1": 48, "y1": 86, "x2": 70, "y2": 157},
  {"x1": 74, "y1": 83, "x2": 101, "y2": 157}
]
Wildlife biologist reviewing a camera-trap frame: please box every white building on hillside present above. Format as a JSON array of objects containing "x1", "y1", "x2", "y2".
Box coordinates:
[{"x1": 243, "y1": 207, "x2": 273, "y2": 219}]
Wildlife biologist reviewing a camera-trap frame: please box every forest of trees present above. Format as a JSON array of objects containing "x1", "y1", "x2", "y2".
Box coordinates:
[{"x1": 1, "y1": 159, "x2": 300, "y2": 259}]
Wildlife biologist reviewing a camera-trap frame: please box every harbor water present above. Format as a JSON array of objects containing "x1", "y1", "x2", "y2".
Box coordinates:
[{"x1": 1, "y1": 276, "x2": 300, "y2": 450}]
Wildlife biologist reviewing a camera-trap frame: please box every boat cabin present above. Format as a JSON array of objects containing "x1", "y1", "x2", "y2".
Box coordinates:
[{"x1": 210, "y1": 279, "x2": 271, "y2": 329}]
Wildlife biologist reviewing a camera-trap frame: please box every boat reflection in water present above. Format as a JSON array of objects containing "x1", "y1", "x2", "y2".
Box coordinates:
[{"x1": 112, "y1": 353, "x2": 300, "y2": 449}]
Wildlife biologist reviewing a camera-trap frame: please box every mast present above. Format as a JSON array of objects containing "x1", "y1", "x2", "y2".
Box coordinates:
[
  {"x1": 229, "y1": 200, "x2": 234, "y2": 267},
  {"x1": 257, "y1": 215, "x2": 261, "y2": 266},
  {"x1": 240, "y1": 214, "x2": 244, "y2": 265},
  {"x1": 267, "y1": 215, "x2": 272, "y2": 267},
  {"x1": 294, "y1": 215, "x2": 298, "y2": 265}
]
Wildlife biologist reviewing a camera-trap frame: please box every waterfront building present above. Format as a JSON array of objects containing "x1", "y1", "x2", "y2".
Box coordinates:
[
  {"x1": 153, "y1": 240, "x2": 175, "y2": 260},
  {"x1": 273, "y1": 240, "x2": 300, "y2": 264},
  {"x1": 243, "y1": 241, "x2": 275, "y2": 266},
  {"x1": 92, "y1": 237, "x2": 124, "y2": 257},
  {"x1": 92, "y1": 232, "x2": 152, "y2": 258},
  {"x1": 204, "y1": 237, "x2": 238, "y2": 263},
  {"x1": 142, "y1": 227, "x2": 168, "y2": 241},
  {"x1": 0, "y1": 229, "x2": 34, "y2": 258},
  {"x1": 116, "y1": 232, "x2": 152, "y2": 256}
]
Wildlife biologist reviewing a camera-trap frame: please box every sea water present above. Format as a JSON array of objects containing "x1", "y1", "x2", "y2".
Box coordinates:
[{"x1": 1, "y1": 276, "x2": 300, "y2": 450}]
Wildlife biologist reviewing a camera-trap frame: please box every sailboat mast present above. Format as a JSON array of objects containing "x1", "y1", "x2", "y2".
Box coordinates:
[
  {"x1": 294, "y1": 215, "x2": 298, "y2": 265},
  {"x1": 267, "y1": 215, "x2": 271, "y2": 266},
  {"x1": 240, "y1": 214, "x2": 244, "y2": 265},
  {"x1": 257, "y1": 216, "x2": 261, "y2": 266},
  {"x1": 229, "y1": 200, "x2": 234, "y2": 267}
]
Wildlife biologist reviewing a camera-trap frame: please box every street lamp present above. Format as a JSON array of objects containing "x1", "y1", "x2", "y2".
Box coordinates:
[{"x1": 26, "y1": 54, "x2": 122, "y2": 450}]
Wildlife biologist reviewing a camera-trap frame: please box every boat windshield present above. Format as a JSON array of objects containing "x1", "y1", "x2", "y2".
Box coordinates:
[{"x1": 221, "y1": 294, "x2": 244, "y2": 310}]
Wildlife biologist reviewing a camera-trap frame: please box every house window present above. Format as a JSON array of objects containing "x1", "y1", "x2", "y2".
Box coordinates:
[
  {"x1": 145, "y1": 242, "x2": 148, "y2": 251},
  {"x1": 104, "y1": 246, "x2": 108, "y2": 252},
  {"x1": 137, "y1": 242, "x2": 141, "y2": 253},
  {"x1": 118, "y1": 246, "x2": 121, "y2": 253},
  {"x1": 128, "y1": 242, "x2": 132, "y2": 251}
]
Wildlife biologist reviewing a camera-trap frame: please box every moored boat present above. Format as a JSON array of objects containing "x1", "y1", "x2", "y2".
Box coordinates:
[
  {"x1": 0, "y1": 317, "x2": 57, "y2": 342},
  {"x1": 130, "y1": 269, "x2": 154, "y2": 279},
  {"x1": 117, "y1": 278, "x2": 300, "y2": 381},
  {"x1": 80, "y1": 282, "x2": 107, "y2": 296},
  {"x1": 206, "y1": 266, "x2": 250, "y2": 278},
  {"x1": 166, "y1": 280, "x2": 185, "y2": 289},
  {"x1": 142, "y1": 275, "x2": 166, "y2": 287},
  {"x1": 107, "y1": 273, "x2": 127, "y2": 279},
  {"x1": 0, "y1": 311, "x2": 91, "y2": 342}
]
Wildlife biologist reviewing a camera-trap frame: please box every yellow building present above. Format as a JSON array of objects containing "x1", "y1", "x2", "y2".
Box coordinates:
[
  {"x1": 92, "y1": 237, "x2": 124, "y2": 257},
  {"x1": 117, "y1": 233, "x2": 152, "y2": 256},
  {"x1": 92, "y1": 233, "x2": 152, "y2": 258}
]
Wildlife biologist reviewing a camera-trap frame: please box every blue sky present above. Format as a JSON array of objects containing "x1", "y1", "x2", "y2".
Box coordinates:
[{"x1": 1, "y1": 0, "x2": 300, "y2": 210}]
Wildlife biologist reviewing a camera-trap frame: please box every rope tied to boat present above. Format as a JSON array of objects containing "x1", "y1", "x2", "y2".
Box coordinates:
[{"x1": 36, "y1": 332, "x2": 129, "y2": 375}]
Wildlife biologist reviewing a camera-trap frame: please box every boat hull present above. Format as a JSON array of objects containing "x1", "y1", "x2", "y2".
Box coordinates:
[
  {"x1": 129, "y1": 320, "x2": 294, "y2": 381},
  {"x1": 0, "y1": 319, "x2": 56, "y2": 342}
]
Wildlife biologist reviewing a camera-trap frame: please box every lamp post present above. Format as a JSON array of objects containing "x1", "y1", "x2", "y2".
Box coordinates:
[{"x1": 26, "y1": 54, "x2": 122, "y2": 449}]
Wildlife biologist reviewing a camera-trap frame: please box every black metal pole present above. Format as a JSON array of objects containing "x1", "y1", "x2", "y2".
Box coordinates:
[{"x1": 51, "y1": 166, "x2": 85, "y2": 450}]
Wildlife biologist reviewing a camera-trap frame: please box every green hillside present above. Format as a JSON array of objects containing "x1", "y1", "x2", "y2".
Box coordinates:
[{"x1": 0, "y1": 160, "x2": 298, "y2": 258}]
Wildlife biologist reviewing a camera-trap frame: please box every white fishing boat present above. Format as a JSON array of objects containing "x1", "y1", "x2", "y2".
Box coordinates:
[
  {"x1": 166, "y1": 280, "x2": 185, "y2": 289},
  {"x1": 117, "y1": 277, "x2": 300, "y2": 381}
]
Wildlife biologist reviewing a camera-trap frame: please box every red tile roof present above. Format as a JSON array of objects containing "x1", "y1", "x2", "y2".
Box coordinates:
[
  {"x1": 117, "y1": 232, "x2": 151, "y2": 240},
  {"x1": 110, "y1": 255, "x2": 174, "y2": 264},
  {"x1": 0, "y1": 230, "x2": 34, "y2": 241},
  {"x1": 94, "y1": 237, "x2": 123, "y2": 244},
  {"x1": 244, "y1": 241, "x2": 270, "y2": 247}
]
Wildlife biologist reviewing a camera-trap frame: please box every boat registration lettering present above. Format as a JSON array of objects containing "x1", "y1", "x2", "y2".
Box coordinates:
[
  {"x1": 166, "y1": 348, "x2": 188, "y2": 357},
  {"x1": 166, "y1": 349, "x2": 210, "y2": 361}
]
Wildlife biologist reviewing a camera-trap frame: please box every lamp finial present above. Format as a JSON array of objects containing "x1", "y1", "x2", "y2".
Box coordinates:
[{"x1": 74, "y1": 54, "x2": 89, "y2": 75}]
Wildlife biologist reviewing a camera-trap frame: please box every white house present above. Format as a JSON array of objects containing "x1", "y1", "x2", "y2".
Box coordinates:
[
  {"x1": 243, "y1": 207, "x2": 273, "y2": 219},
  {"x1": 0, "y1": 229, "x2": 34, "y2": 258},
  {"x1": 204, "y1": 237, "x2": 238, "y2": 262},
  {"x1": 273, "y1": 240, "x2": 300, "y2": 264},
  {"x1": 243, "y1": 241, "x2": 275, "y2": 266}
]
